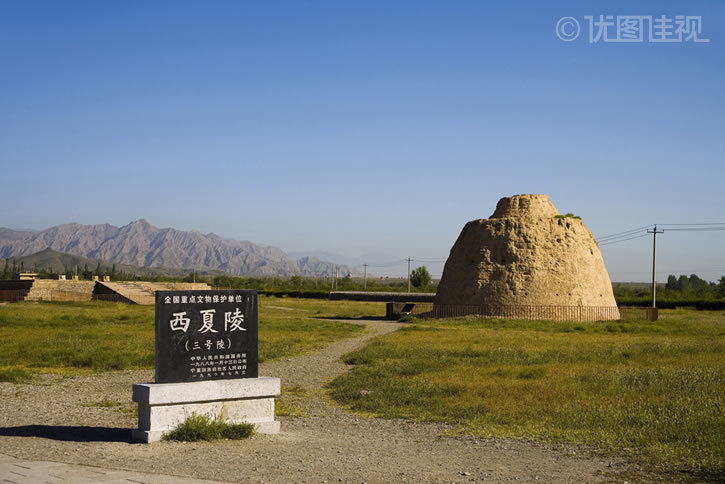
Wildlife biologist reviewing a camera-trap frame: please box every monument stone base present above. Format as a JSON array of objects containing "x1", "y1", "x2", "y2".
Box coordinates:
[{"x1": 132, "y1": 377, "x2": 280, "y2": 443}]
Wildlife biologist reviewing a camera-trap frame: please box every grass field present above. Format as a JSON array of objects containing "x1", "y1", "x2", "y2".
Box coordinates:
[
  {"x1": 329, "y1": 309, "x2": 725, "y2": 481},
  {"x1": 0, "y1": 296, "x2": 379, "y2": 381},
  {"x1": 2, "y1": 298, "x2": 722, "y2": 479}
]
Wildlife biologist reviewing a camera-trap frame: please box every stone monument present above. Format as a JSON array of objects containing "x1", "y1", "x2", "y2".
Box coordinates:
[
  {"x1": 132, "y1": 290, "x2": 280, "y2": 442},
  {"x1": 434, "y1": 194, "x2": 619, "y2": 320}
]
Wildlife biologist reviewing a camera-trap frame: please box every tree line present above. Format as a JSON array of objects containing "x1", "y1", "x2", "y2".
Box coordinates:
[
  {"x1": 7, "y1": 259, "x2": 720, "y2": 304},
  {"x1": 1, "y1": 259, "x2": 438, "y2": 293},
  {"x1": 614, "y1": 273, "x2": 725, "y2": 307},
  {"x1": 0, "y1": 259, "x2": 131, "y2": 281},
  {"x1": 212, "y1": 265, "x2": 436, "y2": 294}
]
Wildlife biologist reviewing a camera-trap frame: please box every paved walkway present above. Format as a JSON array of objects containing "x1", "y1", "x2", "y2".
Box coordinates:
[{"x1": 0, "y1": 453, "x2": 228, "y2": 484}]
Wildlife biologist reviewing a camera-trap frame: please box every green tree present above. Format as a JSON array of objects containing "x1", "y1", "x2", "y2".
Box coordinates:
[
  {"x1": 666, "y1": 274, "x2": 678, "y2": 290},
  {"x1": 719, "y1": 276, "x2": 725, "y2": 297},
  {"x1": 677, "y1": 275, "x2": 690, "y2": 293},
  {"x1": 688, "y1": 274, "x2": 708, "y2": 292},
  {"x1": 410, "y1": 266, "x2": 432, "y2": 289}
]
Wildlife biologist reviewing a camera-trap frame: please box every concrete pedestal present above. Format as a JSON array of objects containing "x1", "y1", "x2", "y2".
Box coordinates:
[{"x1": 132, "y1": 377, "x2": 280, "y2": 443}]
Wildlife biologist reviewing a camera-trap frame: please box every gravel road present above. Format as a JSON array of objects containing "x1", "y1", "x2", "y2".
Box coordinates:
[{"x1": 0, "y1": 319, "x2": 634, "y2": 483}]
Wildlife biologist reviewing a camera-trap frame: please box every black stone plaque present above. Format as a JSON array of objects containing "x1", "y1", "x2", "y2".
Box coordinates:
[{"x1": 155, "y1": 290, "x2": 258, "y2": 383}]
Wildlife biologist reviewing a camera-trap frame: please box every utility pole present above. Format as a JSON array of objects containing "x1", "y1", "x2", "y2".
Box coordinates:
[
  {"x1": 647, "y1": 225, "x2": 665, "y2": 308},
  {"x1": 363, "y1": 264, "x2": 368, "y2": 290},
  {"x1": 407, "y1": 257, "x2": 412, "y2": 293}
]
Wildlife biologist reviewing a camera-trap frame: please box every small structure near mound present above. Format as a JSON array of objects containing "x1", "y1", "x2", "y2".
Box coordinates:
[
  {"x1": 434, "y1": 194, "x2": 619, "y2": 321},
  {"x1": 0, "y1": 278, "x2": 211, "y2": 304},
  {"x1": 93, "y1": 281, "x2": 211, "y2": 305}
]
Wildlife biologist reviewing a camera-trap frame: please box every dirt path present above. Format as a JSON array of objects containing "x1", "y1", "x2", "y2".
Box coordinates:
[{"x1": 0, "y1": 319, "x2": 632, "y2": 483}]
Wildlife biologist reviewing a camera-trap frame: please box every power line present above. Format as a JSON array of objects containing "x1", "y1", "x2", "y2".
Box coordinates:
[
  {"x1": 599, "y1": 233, "x2": 649, "y2": 246},
  {"x1": 661, "y1": 227, "x2": 725, "y2": 232},
  {"x1": 597, "y1": 222, "x2": 725, "y2": 246},
  {"x1": 365, "y1": 257, "x2": 448, "y2": 268},
  {"x1": 366, "y1": 260, "x2": 408, "y2": 268},
  {"x1": 611, "y1": 269, "x2": 725, "y2": 274},
  {"x1": 354, "y1": 221, "x2": 722, "y2": 274},
  {"x1": 657, "y1": 223, "x2": 725, "y2": 226},
  {"x1": 598, "y1": 224, "x2": 653, "y2": 241}
]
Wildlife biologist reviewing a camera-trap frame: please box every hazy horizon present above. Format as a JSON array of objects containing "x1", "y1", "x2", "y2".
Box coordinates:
[{"x1": 2, "y1": 215, "x2": 722, "y2": 283}]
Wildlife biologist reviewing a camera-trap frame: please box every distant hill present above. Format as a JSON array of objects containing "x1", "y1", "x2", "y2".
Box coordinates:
[
  {"x1": 0, "y1": 220, "x2": 358, "y2": 277},
  {"x1": 9, "y1": 248, "x2": 116, "y2": 274}
]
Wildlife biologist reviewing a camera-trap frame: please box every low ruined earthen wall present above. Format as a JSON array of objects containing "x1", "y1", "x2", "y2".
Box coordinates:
[
  {"x1": 25, "y1": 280, "x2": 96, "y2": 302},
  {"x1": 428, "y1": 304, "x2": 620, "y2": 321},
  {"x1": 94, "y1": 281, "x2": 213, "y2": 305},
  {"x1": 330, "y1": 291, "x2": 435, "y2": 302}
]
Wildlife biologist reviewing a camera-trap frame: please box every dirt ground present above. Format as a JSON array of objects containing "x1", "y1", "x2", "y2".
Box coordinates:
[{"x1": 0, "y1": 320, "x2": 639, "y2": 483}]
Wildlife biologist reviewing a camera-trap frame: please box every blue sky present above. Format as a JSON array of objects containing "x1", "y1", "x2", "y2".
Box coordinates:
[{"x1": 1, "y1": 1, "x2": 723, "y2": 281}]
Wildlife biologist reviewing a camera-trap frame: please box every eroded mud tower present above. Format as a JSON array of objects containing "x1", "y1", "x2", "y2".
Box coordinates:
[{"x1": 434, "y1": 194, "x2": 619, "y2": 320}]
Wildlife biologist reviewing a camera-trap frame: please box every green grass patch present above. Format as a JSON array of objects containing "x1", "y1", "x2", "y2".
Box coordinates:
[
  {"x1": 275, "y1": 385, "x2": 309, "y2": 417},
  {"x1": 0, "y1": 297, "x2": 376, "y2": 377},
  {"x1": 0, "y1": 301, "x2": 156, "y2": 375},
  {"x1": 162, "y1": 413, "x2": 255, "y2": 442},
  {"x1": 0, "y1": 366, "x2": 34, "y2": 383},
  {"x1": 329, "y1": 309, "x2": 725, "y2": 480},
  {"x1": 258, "y1": 297, "x2": 372, "y2": 361}
]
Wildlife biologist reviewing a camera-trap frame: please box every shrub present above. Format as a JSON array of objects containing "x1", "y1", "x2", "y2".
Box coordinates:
[
  {"x1": 554, "y1": 213, "x2": 581, "y2": 219},
  {"x1": 162, "y1": 413, "x2": 255, "y2": 442},
  {"x1": 410, "y1": 266, "x2": 432, "y2": 289}
]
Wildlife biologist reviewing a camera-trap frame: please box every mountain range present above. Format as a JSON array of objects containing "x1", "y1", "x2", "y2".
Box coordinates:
[{"x1": 0, "y1": 220, "x2": 357, "y2": 277}]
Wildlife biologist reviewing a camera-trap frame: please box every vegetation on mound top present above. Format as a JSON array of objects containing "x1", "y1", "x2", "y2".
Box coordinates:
[
  {"x1": 162, "y1": 413, "x2": 255, "y2": 442},
  {"x1": 554, "y1": 213, "x2": 581, "y2": 219}
]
